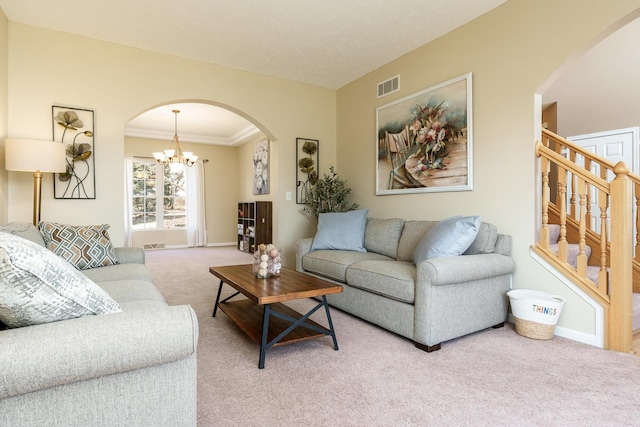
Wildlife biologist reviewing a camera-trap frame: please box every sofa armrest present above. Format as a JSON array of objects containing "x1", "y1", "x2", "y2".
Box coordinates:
[
  {"x1": 413, "y1": 253, "x2": 515, "y2": 347},
  {"x1": 417, "y1": 253, "x2": 515, "y2": 286},
  {"x1": 0, "y1": 305, "x2": 198, "y2": 399},
  {"x1": 114, "y1": 247, "x2": 145, "y2": 264},
  {"x1": 295, "y1": 238, "x2": 314, "y2": 272}
]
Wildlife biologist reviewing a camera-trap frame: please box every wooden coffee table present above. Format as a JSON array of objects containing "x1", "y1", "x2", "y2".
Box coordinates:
[{"x1": 209, "y1": 264, "x2": 343, "y2": 369}]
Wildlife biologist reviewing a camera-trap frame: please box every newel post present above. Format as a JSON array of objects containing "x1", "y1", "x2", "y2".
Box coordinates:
[{"x1": 608, "y1": 161, "x2": 633, "y2": 352}]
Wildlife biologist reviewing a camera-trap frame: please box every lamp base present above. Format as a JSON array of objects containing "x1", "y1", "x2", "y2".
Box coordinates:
[{"x1": 32, "y1": 170, "x2": 43, "y2": 226}]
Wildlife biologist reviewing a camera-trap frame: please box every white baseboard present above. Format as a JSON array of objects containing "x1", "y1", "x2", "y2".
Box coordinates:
[
  {"x1": 206, "y1": 242, "x2": 236, "y2": 247},
  {"x1": 152, "y1": 242, "x2": 237, "y2": 249},
  {"x1": 554, "y1": 324, "x2": 600, "y2": 347}
]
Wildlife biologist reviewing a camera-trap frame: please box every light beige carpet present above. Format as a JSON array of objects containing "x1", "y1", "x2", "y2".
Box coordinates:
[{"x1": 146, "y1": 247, "x2": 640, "y2": 426}]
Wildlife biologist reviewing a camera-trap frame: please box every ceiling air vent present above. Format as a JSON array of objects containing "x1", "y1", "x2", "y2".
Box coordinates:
[{"x1": 377, "y1": 75, "x2": 400, "y2": 98}]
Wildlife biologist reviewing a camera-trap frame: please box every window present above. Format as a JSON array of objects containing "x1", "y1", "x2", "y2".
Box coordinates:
[{"x1": 131, "y1": 158, "x2": 187, "y2": 229}]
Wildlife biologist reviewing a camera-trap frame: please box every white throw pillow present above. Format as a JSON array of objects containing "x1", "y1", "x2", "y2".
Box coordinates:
[
  {"x1": 412, "y1": 215, "x2": 481, "y2": 264},
  {"x1": 310, "y1": 209, "x2": 369, "y2": 252},
  {"x1": 0, "y1": 232, "x2": 121, "y2": 328}
]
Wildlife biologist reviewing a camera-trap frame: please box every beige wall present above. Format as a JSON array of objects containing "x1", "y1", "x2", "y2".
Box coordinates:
[
  {"x1": 0, "y1": 8, "x2": 8, "y2": 224},
  {"x1": 5, "y1": 23, "x2": 336, "y2": 268},
  {"x1": 125, "y1": 136, "x2": 240, "y2": 247},
  {"x1": 543, "y1": 16, "x2": 640, "y2": 138},
  {"x1": 336, "y1": 0, "x2": 640, "y2": 342}
]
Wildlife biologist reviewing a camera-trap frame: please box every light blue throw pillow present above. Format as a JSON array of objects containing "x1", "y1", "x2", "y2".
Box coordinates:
[
  {"x1": 310, "y1": 209, "x2": 369, "y2": 252},
  {"x1": 412, "y1": 215, "x2": 481, "y2": 264}
]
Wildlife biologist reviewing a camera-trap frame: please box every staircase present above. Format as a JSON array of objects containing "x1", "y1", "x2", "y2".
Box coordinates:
[
  {"x1": 547, "y1": 224, "x2": 597, "y2": 283},
  {"x1": 534, "y1": 128, "x2": 637, "y2": 353}
]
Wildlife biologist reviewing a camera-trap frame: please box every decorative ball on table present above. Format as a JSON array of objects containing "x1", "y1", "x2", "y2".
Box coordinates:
[{"x1": 253, "y1": 243, "x2": 281, "y2": 278}]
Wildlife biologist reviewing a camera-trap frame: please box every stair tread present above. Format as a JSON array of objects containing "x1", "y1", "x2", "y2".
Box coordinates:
[{"x1": 549, "y1": 242, "x2": 592, "y2": 269}]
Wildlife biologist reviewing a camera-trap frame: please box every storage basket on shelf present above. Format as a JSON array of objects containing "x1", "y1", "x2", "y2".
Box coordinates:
[{"x1": 507, "y1": 289, "x2": 566, "y2": 340}]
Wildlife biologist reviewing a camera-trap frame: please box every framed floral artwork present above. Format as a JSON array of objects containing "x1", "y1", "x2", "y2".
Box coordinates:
[
  {"x1": 375, "y1": 72, "x2": 473, "y2": 195},
  {"x1": 253, "y1": 138, "x2": 269, "y2": 195},
  {"x1": 296, "y1": 137, "x2": 319, "y2": 204},
  {"x1": 52, "y1": 105, "x2": 96, "y2": 199}
]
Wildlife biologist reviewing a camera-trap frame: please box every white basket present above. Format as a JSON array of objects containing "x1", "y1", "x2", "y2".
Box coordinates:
[{"x1": 507, "y1": 289, "x2": 566, "y2": 340}]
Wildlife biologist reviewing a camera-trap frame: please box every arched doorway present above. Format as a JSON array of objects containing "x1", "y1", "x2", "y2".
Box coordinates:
[{"x1": 124, "y1": 101, "x2": 273, "y2": 249}]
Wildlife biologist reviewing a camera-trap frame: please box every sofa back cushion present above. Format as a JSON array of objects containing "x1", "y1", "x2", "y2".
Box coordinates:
[
  {"x1": 0, "y1": 222, "x2": 46, "y2": 247},
  {"x1": 364, "y1": 218, "x2": 405, "y2": 258},
  {"x1": 396, "y1": 221, "x2": 437, "y2": 262},
  {"x1": 464, "y1": 222, "x2": 498, "y2": 255}
]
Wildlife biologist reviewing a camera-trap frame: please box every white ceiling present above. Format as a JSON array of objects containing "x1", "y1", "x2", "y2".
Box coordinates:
[
  {"x1": 125, "y1": 103, "x2": 260, "y2": 147},
  {"x1": 0, "y1": 0, "x2": 507, "y2": 144}
]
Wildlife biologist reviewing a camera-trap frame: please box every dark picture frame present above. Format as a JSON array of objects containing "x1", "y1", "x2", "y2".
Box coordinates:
[
  {"x1": 296, "y1": 137, "x2": 319, "y2": 204},
  {"x1": 52, "y1": 105, "x2": 96, "y2": 199}
]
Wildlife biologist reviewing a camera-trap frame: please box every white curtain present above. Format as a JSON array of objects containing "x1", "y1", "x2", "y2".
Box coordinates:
[
  {"x1": 123, "y1": 157, "x2": 134, "y2": 247},
  {"x1": 187, "y1": 160, "x2": 207, "y2": 247}
]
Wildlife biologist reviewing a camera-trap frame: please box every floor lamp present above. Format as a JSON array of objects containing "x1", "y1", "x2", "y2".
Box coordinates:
[{"x1": 5, "y1": 139, "x2": 67, "y2": 226}]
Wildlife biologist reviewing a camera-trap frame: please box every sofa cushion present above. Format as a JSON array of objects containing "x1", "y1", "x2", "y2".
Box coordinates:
[
  {"x1": 0, "y1": 232, "x2": 121, "y2": 328},
  {"x1": 82, "y1": 263, "x2": 153, "y2": 284},
  {"x1": 303, "y1": 250, "x2": 392, "y2": 282},
  {"x1": 413, "y1": 216, "x2": 481, "y2": 263},
  {"x1": 396, "y1": 221, "x2": 436, "y2": 262},
  {"x1": 346, "y1": 260, "x2": 415, "y2": 303},
  {"x1": 310, "y1": 209, "x2": 369, "y2": 252},
  {"x1": 99, "y1": 280, "x2": 166, "y2": 304},
  {"x1": 39, "y1": 222, "x2": 119, "y2": 270},
  {"x1": 0, "y1": 222, "x2": 46, "y2": 247},
  {"x1": 364, "y1": 218, "x2": 405, "y2": 258},
  {"x1": 464, "y1": 222, "x2": 498, "y2": 255}
]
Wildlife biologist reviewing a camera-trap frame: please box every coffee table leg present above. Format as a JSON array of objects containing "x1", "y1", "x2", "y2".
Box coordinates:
[
  {"x1": 259, "y1": 304, "x2": 271, "y2": 369},
  {"x1": 322, "y1": 296, "x2": 339, "y2": 350},
  {"x1": 212, "y1": 280, "x2": 224, "y2": 317}
]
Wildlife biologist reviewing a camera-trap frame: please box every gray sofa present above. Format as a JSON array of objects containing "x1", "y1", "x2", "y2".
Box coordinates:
[
  {"x1": 0, "y1": 223, "x2": 198, "y2": 427},
  {"x1": 296, "y1": 218, "x2": 515, "y2": 351}
]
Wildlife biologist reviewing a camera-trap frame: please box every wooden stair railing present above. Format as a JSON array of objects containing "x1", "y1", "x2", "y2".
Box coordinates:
[{"x1": 534, "y1": 128, "x2": 635, "y2": 353}]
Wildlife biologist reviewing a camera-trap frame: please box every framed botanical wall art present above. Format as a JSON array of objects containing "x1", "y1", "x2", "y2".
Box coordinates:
[
  {"x1": 253, "y1": 138, "x2": 269, "y2": 195},
  {"x1": 52, "y1": 105, "x2": 96, "y2": 199},
  {"x1": 375, "y1": 72, "x2": 473, "y2": 195},
  {"x1": 296, "y1": 137, "x2": 319, "y2": 204}
]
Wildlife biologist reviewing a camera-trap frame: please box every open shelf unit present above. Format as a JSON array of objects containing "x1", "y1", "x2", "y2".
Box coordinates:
[{"x1": 237, "y1": 201, "x2": 272, "y2": 253}]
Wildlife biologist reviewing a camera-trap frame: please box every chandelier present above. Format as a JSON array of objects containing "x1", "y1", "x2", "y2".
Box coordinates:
[{"x1": 152, "y1": 109, "x2": 198, "y2": 172}]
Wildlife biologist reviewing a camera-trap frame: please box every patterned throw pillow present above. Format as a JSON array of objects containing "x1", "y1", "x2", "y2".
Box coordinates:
[
  {"x1": 39, "y1": 222, "x2": 119, "y2": 270},
  {"x1": 0, "y1": 232, "x2": 121, "y2": 328}
]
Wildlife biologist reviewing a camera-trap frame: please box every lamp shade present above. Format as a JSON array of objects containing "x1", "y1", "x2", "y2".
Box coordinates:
[{"x1": 5, "y1": 139, "x2": 67, "y2": 173}]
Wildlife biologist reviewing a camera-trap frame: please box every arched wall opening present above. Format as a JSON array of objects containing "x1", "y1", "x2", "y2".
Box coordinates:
[{"x1": 124, "y1": 99, "x2": 277, "y2": 249}]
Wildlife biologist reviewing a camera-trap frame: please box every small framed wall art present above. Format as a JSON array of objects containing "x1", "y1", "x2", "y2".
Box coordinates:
[
  {"x1": 52, "y1": 105, "x2": 96, "y2": 199},
  {"x1": 296, "y1": 137, "x2": 319, "y2": 204},
  {"x1": 253, "y1": 138, "x2": 270, "y2": 195}
]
